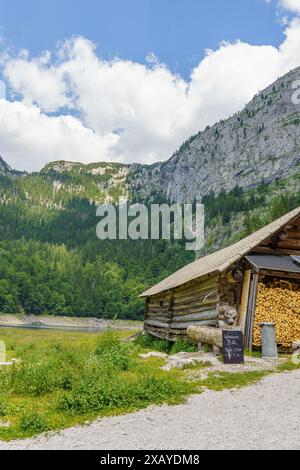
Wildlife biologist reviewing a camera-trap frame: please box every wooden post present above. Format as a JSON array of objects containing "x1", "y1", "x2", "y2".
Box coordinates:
[
  {"x1": 245, "y1": 272, "x2": 259, "y2": 351},
  {"x1": 238, "y1": 270, "x2": 251, "y2": 333}
]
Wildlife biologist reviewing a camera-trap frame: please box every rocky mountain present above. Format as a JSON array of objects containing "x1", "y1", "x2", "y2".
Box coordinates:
[
  {"x1": 2, "y1": 67, "x2": 299, "y2": 208},
  {"x1": 41, "y1": 160, "x2": 130, "y2": 205},
  {"x1": 130, "y1": 66, "x2": 300, "y2": 203},
  {"x1": 0, "y1": 156, "x2": 26, "y2": 178}
]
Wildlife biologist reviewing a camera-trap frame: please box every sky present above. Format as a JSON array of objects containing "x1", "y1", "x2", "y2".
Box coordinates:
[{"x1": 0, "y1": 0, "x2": 300, "y2": 171}]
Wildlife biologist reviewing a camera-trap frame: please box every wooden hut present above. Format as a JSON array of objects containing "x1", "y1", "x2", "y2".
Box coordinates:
[{"x1": 141, "y1": 207, "x2": 300, "y2": 350}]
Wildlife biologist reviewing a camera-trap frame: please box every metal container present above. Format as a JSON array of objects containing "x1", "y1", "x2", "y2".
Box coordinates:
[{"x1": 259, "y1": 322, "x2": 278, "y2": 359}]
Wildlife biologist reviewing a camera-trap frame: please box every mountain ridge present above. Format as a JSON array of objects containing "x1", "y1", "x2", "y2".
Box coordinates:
[
  {"x1": 0, "y1": 68, "x2": 300, "y2": 318},
  {"x1": 130, "y1": 66, "x2": 300, "y2": 202},
  {"x1": 2, "y1": 66, "x2": 300, "y2": 206},
  {"x1": 0, "y1": 156, "x2": 27, "y2": 178}
]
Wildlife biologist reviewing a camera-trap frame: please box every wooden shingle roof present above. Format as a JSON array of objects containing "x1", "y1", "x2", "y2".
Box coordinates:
[{"x1": 141, "y1": 206, "x2": 300, "y2": 298}]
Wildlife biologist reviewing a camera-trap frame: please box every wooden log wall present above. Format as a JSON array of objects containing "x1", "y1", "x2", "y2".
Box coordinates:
[
  {"x1": 254, "y1": 217, "x2": 300, "y2": 256},
  {"x1": 144, "y1": 274, "x2": 219, "y2": 341},
  {"x1": 144, "y1": 290, "x2": 173, "y2": 339},
  {"x1": 218, "y1": 266, "x2": 244, "y2": 327}
]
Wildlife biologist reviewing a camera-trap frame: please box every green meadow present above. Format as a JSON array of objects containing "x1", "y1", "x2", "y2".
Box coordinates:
[
  {"x1": 0, "y1": 327, "x2": 299, "y2": 442},
  {"x1": 0, "y1": 328, "x2": 197, "y2": 441}
]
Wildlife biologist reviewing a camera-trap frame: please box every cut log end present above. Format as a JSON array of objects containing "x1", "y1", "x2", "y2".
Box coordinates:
[{"x1": 187, "y1": 325, "x2": 223, "y2": 348}]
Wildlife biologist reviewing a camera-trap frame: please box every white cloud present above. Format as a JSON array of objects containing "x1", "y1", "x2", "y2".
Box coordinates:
[
  {"x1": 1, "y1": 12, "x2": 300, "y2": 172},
  {"x1": 4, "y1": 54, "x2": 69, "y2": 113},
  {"x1": 0, "y1": 100, "x2": 118, "y2": 171},
  {"x1": 280, "y1": 0, "x2": 300, "y2": 14}
]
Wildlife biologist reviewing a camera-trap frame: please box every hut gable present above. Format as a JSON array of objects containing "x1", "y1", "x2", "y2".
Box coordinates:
[{"x1": 141, "y1": 207, "x2": 300, "y2": 298}]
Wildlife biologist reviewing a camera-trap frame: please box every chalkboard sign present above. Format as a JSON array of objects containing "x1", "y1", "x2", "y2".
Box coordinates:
[{"x1": 222, "y1": 330, "x2": 244, "y2": 364}]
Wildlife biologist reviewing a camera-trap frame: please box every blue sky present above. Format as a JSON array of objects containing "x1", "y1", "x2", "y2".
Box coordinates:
[
  {"x1": 0, "y1": 0, "x2": 285, "y2": 78},
  {"x1": 0, "y1": 0, "x2": 300, "y2": 171}
]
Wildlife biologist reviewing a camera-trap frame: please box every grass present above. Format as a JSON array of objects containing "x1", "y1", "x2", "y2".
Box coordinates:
[
  {"x1": 276, "y1": 358, "x2": 300, "y2": 373},
  {"x1": 134, "y1": 333, "x2": 198, "y2": 354},
  {"x1": 0, "y1": 328, "x2": 197, "y2": 441},
  {"x1": 201, "y1": 370, "x2": 269, "y2": 391},
  {"x1": 0, "y1": 328, "x2": 299, "y2": 441},
  {"x1": 244, "y1": 349, "x2": 262, "y2": 358},
  {"x1": 199, "y1": 356, "x2": 300, "y2": 392}
]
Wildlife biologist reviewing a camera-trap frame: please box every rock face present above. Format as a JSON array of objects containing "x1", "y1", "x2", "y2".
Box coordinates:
[
  {"x1": 0, "y1": 156, "x2": 27, "y2": 178},
  {"x1": 0, "y1": 156, "x2": 16, "y2": 177},
  {"x1": 1, "y1": 68, "x2": 300, "y2": 205},
  {"x1": 42, "y1": 160, "x2": 130, "y2": 177},
  {"x1": 39, "y1": 160, "x2": 131, "y2": 205},
  {"x1": 129, "y1": 67, "x2": 300, "y2": 202}
]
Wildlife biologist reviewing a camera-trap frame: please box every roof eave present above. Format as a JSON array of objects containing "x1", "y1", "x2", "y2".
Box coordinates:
[
  {"x1": 140, "y1": 207, "x2": 300, "y2": 298},
  {"x1": 139, "y1": 269, "x2": 221, "y2": 298}
]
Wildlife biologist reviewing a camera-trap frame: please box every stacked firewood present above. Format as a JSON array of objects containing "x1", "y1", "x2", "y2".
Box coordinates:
[{"x1": 253, "y1": 279, "x2": 300, "y2": 347}]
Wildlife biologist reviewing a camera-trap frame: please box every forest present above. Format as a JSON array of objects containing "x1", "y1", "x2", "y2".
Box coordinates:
[{"x1": 0, "y1": 170, "x2": 299, "y2": 319}]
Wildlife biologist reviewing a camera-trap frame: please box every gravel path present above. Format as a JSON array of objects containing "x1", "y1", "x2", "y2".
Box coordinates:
[{"x1": 1, "y1": 370, "x2": 300, "y2": 450}]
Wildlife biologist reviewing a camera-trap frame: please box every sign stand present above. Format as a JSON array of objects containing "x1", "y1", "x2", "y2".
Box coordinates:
[{"x1": 222, "y1": 329, "x2": 244, "y2": 364}]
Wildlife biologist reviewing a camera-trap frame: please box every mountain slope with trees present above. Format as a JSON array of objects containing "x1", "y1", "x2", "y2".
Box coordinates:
[{"x1": 0, "y1": 68, "x2": 299, "y2": 319}]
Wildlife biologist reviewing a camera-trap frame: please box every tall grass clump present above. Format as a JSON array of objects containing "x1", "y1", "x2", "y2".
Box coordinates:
[
  {"x1": 58, "y1": 372, "x2": 192, "y2": 416},
  {"x1": 6, "y1": 357, "x2": 74, "y2": 396},
  {"x1": 135, "y1": 333, "x2": 197, "y2": 354},
  {"x1": 0, "y1": 348, "x2": 77, "y2": 396},
  {"x1": 95, "y1": 331, "x2": 129, "y2": 370},
  {"x1": 0, "y1": 398, "x2": 7, "y2": 417},
  {"x1": 19, "y1": 412, "x2": 49, "y2": 434},
  {"x1": 170, "y1": 339, "x2": 197, "y2": 354},
  {"x1": 135, "y1": 333, "x2": 171, "y2": 353}
]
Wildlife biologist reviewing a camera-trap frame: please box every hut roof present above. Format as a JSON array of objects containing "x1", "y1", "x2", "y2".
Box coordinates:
[{"x1": 141, "y1": 206, "x2": 300, "y2": 298}]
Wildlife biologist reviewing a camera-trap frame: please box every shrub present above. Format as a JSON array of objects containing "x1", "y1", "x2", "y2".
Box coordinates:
[
  {"x1": 0, "y1": 368, "x2": 11, "y2": 394},
  {"x1": 134, "y1": 332, "x2": 156, "y2": 348},
  {"x1": 19, "y1": 412, "x2": 49, "y2": 433},
  {"x1": 136, "y1": 334, "x2": 197, "y2": 354},
  {"x1": 170, "y1": 339, "x2": 197, "y2": 354},
  {"x1": 152, "y1": 339, "x2": 171, "y2": 353},
  {"x1": 7, "y1": 357, "x2": 75, "y2": 396},
  {"x1": 58, "y1": 372, "x2": 192, "y2": 416},
  {"x1": 0, "y1": 399, "x2": 7, "y2": 417},
  {"x1": 95, "y1": 331, "x2": 129, "y2": 371},
  {"x1": 58, "y1": 376, "x2": 125, "y2": 415},
  {"x1": 135, "y1": 333, "x2": 171, "y2": 353}
]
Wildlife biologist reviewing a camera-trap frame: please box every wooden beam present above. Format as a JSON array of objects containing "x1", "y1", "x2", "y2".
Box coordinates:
[
  {"x1": 245, "y1": 272, "x2": 259, "y2": 351},
  {"x1": 172, "y1": 300, "x2": 218, "y2": 315},
  {"x1": 174, "y1": 276, "x2": 218, "y2": 297},
  {"x1": 172, "y1": 310, "x2": 218, "y2": 323},
  {"x1": 254, "y1": 246, "x2": 300, "y2": 256},
  {"x1": 173, "y1": 293, "x2": 218, "y2": 308},
  {"x1": 277, "y1": 240, "x2": 300, "y2": 250},
  {"x1": 144, "y1": 319, "x2": 170, "y2": 329},
  {"x1": 238, "y1": 270, "x2": 251, "y2": 334},
  {"x1": 170, "y1": 319, "x2": 218, "y2": 330},
  {"x1": 174, "y1": 273, "x2": 218, "y2": 293},
  {"x1": 260, "y1": 270, "x2": 300, "y2": 280}
]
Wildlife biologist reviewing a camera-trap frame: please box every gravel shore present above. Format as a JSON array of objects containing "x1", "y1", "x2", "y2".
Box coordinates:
[
  {"x1": 1, "y1": 370, "x2": 300, "y2": 450},
  {"x1": 0, "y1": 314, "x2": 142, "y2": 331}
]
